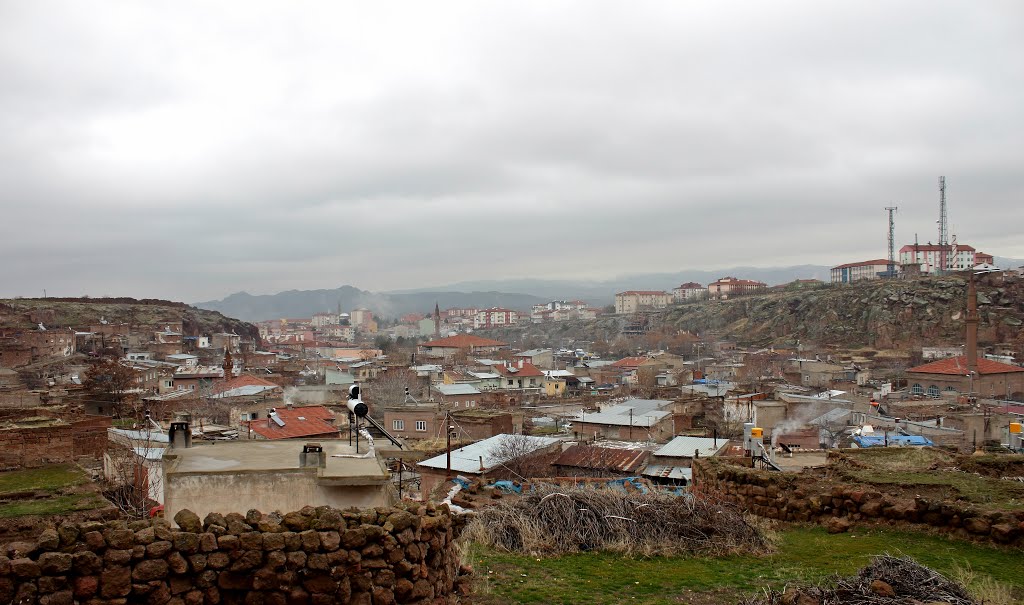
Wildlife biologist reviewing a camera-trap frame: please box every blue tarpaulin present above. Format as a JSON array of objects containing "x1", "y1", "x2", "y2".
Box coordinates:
[{"x1": 853, "y1": 434, "x2": 934, "y2": 447}]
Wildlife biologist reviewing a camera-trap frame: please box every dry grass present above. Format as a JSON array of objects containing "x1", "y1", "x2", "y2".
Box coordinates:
[
  {"x1": 462, "y1": 482, "x2": 770, "y2": 557},
  {"x1": 952, "y1": 564, "x2": 1019, "y2": 605}
]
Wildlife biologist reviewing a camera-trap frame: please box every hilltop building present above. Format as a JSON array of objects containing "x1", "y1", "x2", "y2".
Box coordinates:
[
  {"x1": 672, "y1": 283, "x2": 705, "y2": 301},
  {"x1": 830, "y1": 259, "x2": 891, "y2": 284},
  {"x1": 707, "y1": 277, "x2": 767, "y2": 299},
  {"x1": 899, "y1": 244, "x2": 976, "y2": 274},
  {"x1": 614, "y1": 291, "x2": 672, "y2": 314}
]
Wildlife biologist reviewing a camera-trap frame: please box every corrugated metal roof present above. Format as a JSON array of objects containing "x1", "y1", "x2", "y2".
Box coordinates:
[
  {"x1": 132, "y1": 447, "x2": 166, "y2": 461},
  {"x1": 110, "y1": 428, "x2": 170, "y2": 443},
  {"x1": 210, "y1": 385, "x2": 279, "y2": 398},
  {"x1": 436, "y1": 383, "x2": 482, "y2": 396},
  {"x1": 569, "y1": 399, "x2": 672, "y2": 427},
  {"x1": 810, "y1": 407, "x2": 852, "y2": 425},
  {"x1": 553, "y1": 445, "x2": 649, "y2": 473},
  {"x1": 654, "y1": 436, "x2": 729, "y2": 458},
  {"x1": 516, "y1": 349, "x2": 551, "y2": 357},
  {"x1": 572, "y1": 410, "x2": 669, "y2": 427},
  {"x1": 418, "y1": 434, "x2": 561, "y2": 474},
  {"x1": 642, "y1": 465, "x2": 692, "y2": 481}
]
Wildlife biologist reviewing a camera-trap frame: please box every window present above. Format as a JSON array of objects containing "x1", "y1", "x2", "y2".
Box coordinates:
[
  {"x1": 392, "y1": 420, "x2": 405, "y2": 431},
  {"x1": 927, "y1": 385, "x2": 940, "y2": 397},
  {"x1": 415, "y1": 421, "x2": 427, "y2": 432},
  {"x1": 911, "y1": 384, "x2": 923, "y2": 395},
  {"x1": 944, "y1": 386, "x2": 956, "y2": 392},
  {"x1": 508, "y1": 380, "x2": 514, "y2": 386}
]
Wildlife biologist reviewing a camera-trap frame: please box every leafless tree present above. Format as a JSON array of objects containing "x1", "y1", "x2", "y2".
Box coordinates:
[
  {"x1": 813, "y1": 416, "x2": 850, "y2": 449},
  {"x1": 487, "y1": 434, "x2": 554, "y2": 480},
  {"x1": 84, "y1": 357, "x2": 139, "y2": 418},
  {"x1": 101, "y1": 431, "x2": 164, "y2": 519},
  {"x1": 363, "y1": 368, "x2": 419, "y2": 420}
]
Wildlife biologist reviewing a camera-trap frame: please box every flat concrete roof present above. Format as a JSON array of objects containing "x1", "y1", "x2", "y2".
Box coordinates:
[{"x1": 163, "y1": 439, "x2": 389, "y2": 486}]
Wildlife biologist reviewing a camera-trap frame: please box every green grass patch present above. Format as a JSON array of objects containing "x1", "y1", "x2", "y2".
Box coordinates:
[
  {"x1": 465, "y1": 526, "x2": 1023, "y2": 605},
  {"x1": 0, "y1": 493, "x2": 107, "y2": 518},
  {"x1": 0, "y1": 464, "x2": 88, "y2": 495}
]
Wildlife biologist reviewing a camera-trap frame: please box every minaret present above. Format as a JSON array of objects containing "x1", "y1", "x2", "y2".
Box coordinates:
[
  {"x1": 966, "y1": 275, "x2": 979, "y2": 374},
  {"x1": 434, "y1": 302, "x2": 441, "y2": 338},
  {"x1": 222, "y1": 349, "x2": 234, "y2": 380}
]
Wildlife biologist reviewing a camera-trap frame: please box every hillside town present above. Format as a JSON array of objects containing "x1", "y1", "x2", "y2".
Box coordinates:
[{"x1": 2, "y1": 2, "x2": 1023, "y2": 599}]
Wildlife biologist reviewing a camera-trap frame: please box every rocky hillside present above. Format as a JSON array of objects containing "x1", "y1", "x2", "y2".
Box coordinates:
[
  {"x1": 662, "y1": 275, "x2": 1023, "y2": 350},
  {"x1": 479, "y1": 275, "x2": 1024, "y2": 354},
  {"x1": 0, "y1": 297, "x2": 261, "y2": 344}
]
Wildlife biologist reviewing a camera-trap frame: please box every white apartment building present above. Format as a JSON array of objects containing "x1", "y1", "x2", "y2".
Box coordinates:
[
  {"x1": 899, "y1": 244, "x2": 976, "y2": 274},
  {"x1": 614, "y1": 291, "x2": 672, "y2": 314}
]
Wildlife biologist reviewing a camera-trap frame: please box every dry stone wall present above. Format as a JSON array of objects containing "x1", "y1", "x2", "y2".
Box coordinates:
[
  {"x1": 0, "y1": 503, "x2": 469, "y2": 605},
  {"x1": 693, "y1": 460, "x2": 1024, "y2": 547}
]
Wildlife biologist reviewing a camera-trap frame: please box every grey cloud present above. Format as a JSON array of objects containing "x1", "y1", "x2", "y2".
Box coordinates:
[{"x1": 1, "y1": 1, "x2": 1022, "y2": 301}]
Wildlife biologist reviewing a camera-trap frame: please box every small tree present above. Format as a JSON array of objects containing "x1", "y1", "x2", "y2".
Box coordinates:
[
  {"x1": 84, "y1": 358, "x2": 137, "y2": 417},
  {"x1": 814, "y1": 416, "x2": 850, "y2": 449},
  {"x1": 102, "y1": 430, "x2": 164, "y2": 519},
  {"x1": 365, "y1": 368, "x2": 419, "y2": 416},
  {"x1": 487, "y1": 435, "x2": 553, "y2": 480}
]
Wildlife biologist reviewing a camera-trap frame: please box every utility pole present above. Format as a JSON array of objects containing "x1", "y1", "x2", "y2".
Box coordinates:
[
  {"x1": 445, "y1": 411, "x2": 453, "y2": 478},
  {"x1": 885, "y1": 206, "x2": 898, "y2": 277}
]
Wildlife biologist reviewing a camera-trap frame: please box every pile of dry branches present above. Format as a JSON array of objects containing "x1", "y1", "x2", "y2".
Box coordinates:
[
  {"x1": 742, "y1": 555, "x2": 978, "y2": 605},
  {"x1": 462, "y1": 483, "x2": 769, "y2": 556}
]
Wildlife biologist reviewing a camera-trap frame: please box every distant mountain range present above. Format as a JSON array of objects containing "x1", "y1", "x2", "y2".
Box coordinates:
[
  {"x1": 195, "y1": 259, "x2": 1024, "y2": 322},
  {"x1": 193, "y1": 286, "x2": 550, "y2": 322},
  {"x1": 194, "y1": 265, "x2": 835, "y2": 321},
  {"x1": 400, "y1": 265, "x2": 835, "y2": 301}
]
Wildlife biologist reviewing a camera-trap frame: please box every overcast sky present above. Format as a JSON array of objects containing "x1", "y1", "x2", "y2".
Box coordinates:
[{"x1": 1, "y1": 1, "x2": 1022, "y2": 301}]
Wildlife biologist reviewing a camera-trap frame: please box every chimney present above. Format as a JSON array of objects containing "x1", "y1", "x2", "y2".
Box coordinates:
[
  {"x1": 168, "y1": 415, "x2": 192, "y2": 449},
  {"x1": 300, "y1": 443, "x2": 325, "y2": 468},
  {"x1": 966, "y1": 276, "x2": 979, "y2": 374}
]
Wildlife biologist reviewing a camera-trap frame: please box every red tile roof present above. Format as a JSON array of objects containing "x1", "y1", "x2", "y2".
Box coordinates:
[
  {"x1": 494, "y1": 361, "x2": 545, "y2": 378},
  {"x1": 899, "y1": 244, "x2": 976, "y2": 252},
  {"x1": 246, "y1": 406, "x2": 340, "y2": 440},
  {"x1": 618, "y1": 290, "x2": 670, "y2": 295},
  {"x1": 675, "y1": 282, "x2": 703, "y2": 289},
  {"x1": 213, "y1": 374, "x2": 281, "y2": 395},
  {"x1": 420, "y1": 334, "x2": 508, "y2": 348},
  {"x1": 611, "y1": 356, "x2": 649, "y2": 368},
  {"x1": 907, "y1": 356, "x2": 1024, "y2": 376}
]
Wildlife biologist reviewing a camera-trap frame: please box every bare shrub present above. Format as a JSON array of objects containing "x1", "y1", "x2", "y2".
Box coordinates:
[
  {"x1": 462, "y1": 483, "x2": 770, "y2": 557},
  {"x1": 742, "y1": 555, "x2": 980, "y2": 605}
]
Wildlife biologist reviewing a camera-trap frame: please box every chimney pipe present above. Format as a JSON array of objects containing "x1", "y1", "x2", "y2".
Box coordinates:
[
  {"x1": 169, "y1": 418, "x2": 192, "y2": 449},
  {"x1": 300, "y1": 442, "x2": 325, "y2": 468},
  {"x1": 966, "y1": 276, "x2": 979, "y2": 375}
]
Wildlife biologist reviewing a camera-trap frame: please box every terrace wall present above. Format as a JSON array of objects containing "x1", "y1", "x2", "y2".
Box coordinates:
[
  {"x1": 693, "y1": 458, "x2": 1024, "y2": 546},
  {"x1": 0, "y1": 503, "x2": 468, "y2": 604}
]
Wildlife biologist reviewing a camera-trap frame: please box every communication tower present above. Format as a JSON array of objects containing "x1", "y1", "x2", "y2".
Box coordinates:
[
  {"x1": 885, "y1": 206, "x2": 898, "y2": 276},
  {"x1": 938, "y1": 176, "x2": 948, "y2": 247}
]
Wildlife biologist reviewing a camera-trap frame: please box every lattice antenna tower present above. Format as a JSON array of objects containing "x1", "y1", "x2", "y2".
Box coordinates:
[
  {"x1": 885, "y1": 206, "x2": 898, "y2": 275},
  {"x1": 938, "y1": 176, "x2": 948, "y2": 246}
]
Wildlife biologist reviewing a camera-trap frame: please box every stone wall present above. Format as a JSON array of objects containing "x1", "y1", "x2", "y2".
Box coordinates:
[
  {"x1": 0, "y1": 416, "x2": 111, "y2": 471},
  {"x1": 0, "y1": 503, "x2": 468, "y2": 605},
  {"x1": 693, "y1": 459, "x2": 1024, "y2": 546}
]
